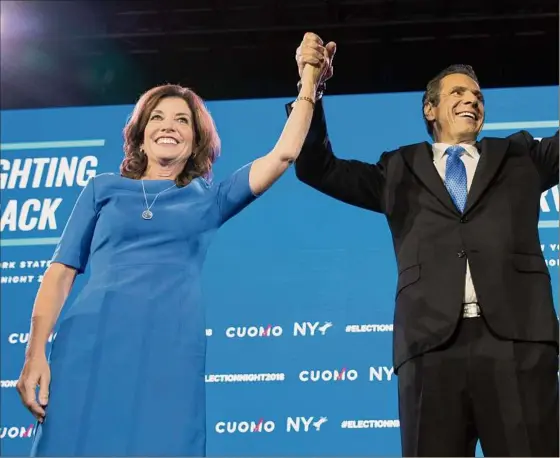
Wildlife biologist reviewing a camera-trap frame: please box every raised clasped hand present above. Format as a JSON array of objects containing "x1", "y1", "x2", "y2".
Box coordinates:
[{"x1": 296, "y1": 32, "x2": 337, "y2": 85}]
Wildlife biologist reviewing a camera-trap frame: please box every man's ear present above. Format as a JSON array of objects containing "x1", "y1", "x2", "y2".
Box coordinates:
[{"x1": 423, "y1": 103, "x2": 435, "y2": 122}]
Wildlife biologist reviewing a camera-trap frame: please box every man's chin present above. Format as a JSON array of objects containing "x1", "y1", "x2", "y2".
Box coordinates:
[{"x1": 450, "y1": 131, "x2": 479, "y2": 144}]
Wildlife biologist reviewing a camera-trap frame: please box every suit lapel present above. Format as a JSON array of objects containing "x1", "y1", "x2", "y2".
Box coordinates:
[
  {"x1": 402, "y1": 142, "x2": 460, "y2": 215},
  {"x1": 463, "y1": 137, "x2": 509, "y2": 214}
]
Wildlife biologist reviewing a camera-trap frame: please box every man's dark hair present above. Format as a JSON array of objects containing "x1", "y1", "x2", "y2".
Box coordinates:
[{"x1": 422, "y1": 64, "x2": 480, "y2": 138}]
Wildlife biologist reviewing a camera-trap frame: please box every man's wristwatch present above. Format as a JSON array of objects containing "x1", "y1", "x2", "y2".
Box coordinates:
[{"x1": 297, "y1": 80, "x2": 326, "y2": 101}]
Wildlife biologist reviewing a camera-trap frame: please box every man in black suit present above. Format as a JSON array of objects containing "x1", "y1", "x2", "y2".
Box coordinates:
[{"x1": 290, "y1": 32, "x2": 559, "y2": 457}]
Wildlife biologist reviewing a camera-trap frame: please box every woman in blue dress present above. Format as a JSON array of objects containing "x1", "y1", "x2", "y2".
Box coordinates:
[{"x1": 15, "y1": 44, "x2": 331, "y2": 456}]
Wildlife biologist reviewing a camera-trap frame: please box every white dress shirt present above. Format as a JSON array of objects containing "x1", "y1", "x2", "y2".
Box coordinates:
[{"x1": 432, "y1": 143, "x2": 480, "y2": 304}]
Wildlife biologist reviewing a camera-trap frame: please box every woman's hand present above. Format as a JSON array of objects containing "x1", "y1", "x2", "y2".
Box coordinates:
[
  {"x1": 296, "y1": 32, "x2": 337, "y2": 85},
  {"x1": 16, "y1": 353, "x2": 51, "y2": 422},
  {"x1": 301, "y1": 56, "x2": 329, "y2": 87}
]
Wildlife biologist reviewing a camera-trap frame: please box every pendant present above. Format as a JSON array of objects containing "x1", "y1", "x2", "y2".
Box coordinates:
[{"x1": 142, "y1": 210, "x2": 153, "y2": 220}]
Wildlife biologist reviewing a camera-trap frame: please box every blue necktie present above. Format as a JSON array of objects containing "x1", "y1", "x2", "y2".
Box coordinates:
[{"x1": 444, "y1": 145, "x2": 468, "y2": 213}]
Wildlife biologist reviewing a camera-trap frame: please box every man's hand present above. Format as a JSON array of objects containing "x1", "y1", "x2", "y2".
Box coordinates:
[{"x1": 296, "y1": 32, "x2": 337, "y2": 84}]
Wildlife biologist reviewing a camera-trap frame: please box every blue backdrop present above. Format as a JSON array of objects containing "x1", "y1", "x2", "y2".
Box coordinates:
[{"x1": 1, "y1": 86, "x2": 558, "y2": 456}]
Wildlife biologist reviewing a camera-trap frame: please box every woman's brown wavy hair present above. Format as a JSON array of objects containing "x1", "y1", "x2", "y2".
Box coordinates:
[{"x1": 120, "y1": 84, "x2": 221, "y2": 187}]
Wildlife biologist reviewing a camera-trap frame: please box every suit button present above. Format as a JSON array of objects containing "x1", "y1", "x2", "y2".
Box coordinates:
[
  {"x1": 460, "y1": 216, "x2": 468, "y2": 223},
  {"x1": 457, "y1": 250, "x2": 466, "y2": 258}
]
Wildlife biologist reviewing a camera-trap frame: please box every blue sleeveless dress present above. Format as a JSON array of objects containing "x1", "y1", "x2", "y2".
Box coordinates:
[{"x1": 30, "y1": 163, "x2": 258, "y2": 456}]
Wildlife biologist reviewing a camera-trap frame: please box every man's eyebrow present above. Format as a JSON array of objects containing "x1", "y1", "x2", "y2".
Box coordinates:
[{"x1": 451, "y1": 86, "x2": 484, "y2": 99}]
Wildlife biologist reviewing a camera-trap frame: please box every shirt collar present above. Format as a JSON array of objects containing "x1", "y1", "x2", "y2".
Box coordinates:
[{"x1": 432, "y1": 143, "x2": 479, "y2": 161}]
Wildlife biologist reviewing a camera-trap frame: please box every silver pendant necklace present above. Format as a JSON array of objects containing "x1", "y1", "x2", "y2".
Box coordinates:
[{"x1": 141, "y1": 180, "x2": 176, "y2": 220}]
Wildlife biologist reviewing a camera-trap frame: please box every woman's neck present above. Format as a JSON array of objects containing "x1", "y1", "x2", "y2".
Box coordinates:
[{"x1": 142, "y1": 160, "x2": 184, "y2": 181}]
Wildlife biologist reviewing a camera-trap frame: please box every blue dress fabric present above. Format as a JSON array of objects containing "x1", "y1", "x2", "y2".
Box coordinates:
[{"x1": 30, "y1": 163, "x2": 258, "y2": 457}]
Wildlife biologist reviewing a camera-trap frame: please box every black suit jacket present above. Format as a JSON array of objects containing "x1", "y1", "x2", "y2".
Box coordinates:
[{"x1": 288, "y1": 100, "x2": 559, "y2": 371}]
